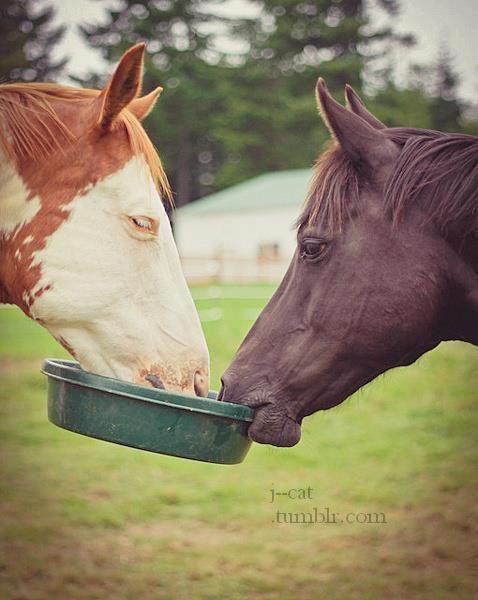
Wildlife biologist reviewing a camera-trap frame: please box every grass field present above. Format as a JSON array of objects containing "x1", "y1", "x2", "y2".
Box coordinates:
[{"x1": 0, "y1": 284, "x2": 477, "y2": 600}]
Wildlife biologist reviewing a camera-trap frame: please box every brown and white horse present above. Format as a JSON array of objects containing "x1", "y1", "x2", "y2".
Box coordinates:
[{"x1": 0, "y1": 44, "x2": 209, "y2": 396}]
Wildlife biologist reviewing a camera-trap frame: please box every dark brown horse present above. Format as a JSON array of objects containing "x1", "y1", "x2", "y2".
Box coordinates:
[{"x1": 220, "y1": 79, "x2": 478, "y2": 447}]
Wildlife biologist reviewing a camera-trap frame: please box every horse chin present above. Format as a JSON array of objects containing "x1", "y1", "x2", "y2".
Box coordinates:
[{"x1": 247, "y1": 406, "x2": 302, "y2": 447}]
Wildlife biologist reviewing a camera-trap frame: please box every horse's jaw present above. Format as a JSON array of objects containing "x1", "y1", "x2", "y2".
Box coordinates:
[{"x1": 40, "y1": 315, "x2": 210, "y2": 396}]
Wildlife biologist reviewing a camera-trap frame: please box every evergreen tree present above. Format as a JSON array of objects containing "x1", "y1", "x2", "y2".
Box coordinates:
[
  {"x1": 79, "y1": 0, "x2": 412, "y2": 202},
  {"x1": 429, "y1": 45, "x2": 462, "y2": 132},
  {"x1": 79, "y1": 0, "x2": 232, "y2": 206},
  {"x1": 215, "y1": 0, "x2": 409, "y2": 188},
  {"x1": 0, "y1": 0, "x2": 66, "y2": 82},
  {"x1": 236, "y1": 0, "x2": 402, "y2": 86},
  {"x1": 405, "y1": 46, "x2": 463, "y2": 133},
  {"x1": 370, "y1": 83, "x2": 432, "y2": 128},
  {"x1": 461, "y1": 103, "x2": 478, "y2": 136}
]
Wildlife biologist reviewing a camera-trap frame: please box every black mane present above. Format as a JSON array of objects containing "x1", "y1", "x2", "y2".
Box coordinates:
[
  {"x1": 384, "y1": 128, "x2": 478, "y2": 238},
  {"x1": 299, "y1": 128, "x2": 478, "y2": 239}
]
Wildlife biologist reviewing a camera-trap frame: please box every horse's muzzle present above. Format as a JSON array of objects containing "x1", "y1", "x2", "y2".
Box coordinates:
[{"x1": 247, "y1": 404, "x2": 302, "y2": 447}]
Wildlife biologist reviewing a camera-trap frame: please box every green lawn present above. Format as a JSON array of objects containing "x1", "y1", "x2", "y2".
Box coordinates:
[{"x1": 0, "y1": 285, "x2": 477, "y2": 600}]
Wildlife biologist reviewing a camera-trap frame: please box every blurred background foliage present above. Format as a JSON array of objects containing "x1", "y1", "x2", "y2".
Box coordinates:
[
  {"x1": 1, "y1": 0, "x2": 477, "y2": 207},
  {"x1": 0, "y1": 0, "x2": 66, "y2": 83}
]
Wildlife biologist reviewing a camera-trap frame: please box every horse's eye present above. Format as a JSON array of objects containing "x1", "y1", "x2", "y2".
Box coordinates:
[
  {"x1": 131, "y1": 216, "x2": 152, "y2": 230},
  {"x1": 300, "y1": 238, "x2": 328, "y2": 262},
  {"x1": 128, "y1": 216, "x2": 157, "y2": 235}
]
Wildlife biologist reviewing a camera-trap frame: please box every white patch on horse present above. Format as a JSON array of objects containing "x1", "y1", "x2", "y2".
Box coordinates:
[
  {"x1": 29, "y1": 156, "x2": 209, "y2": 392},
  {"x1": 0, "y1": 154, "x2": 41, "y2": 234}
]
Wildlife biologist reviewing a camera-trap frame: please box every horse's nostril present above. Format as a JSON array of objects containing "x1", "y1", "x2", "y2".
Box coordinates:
[
  {"x1": 220, "y1": 374, "x2": 234, "y2": 401},
  {"x1": 194, "y1": 369, "x2": 208, "y2": 397},
  {"x1": 145, "y1": 374, "x2": 165, "y2": 389}
]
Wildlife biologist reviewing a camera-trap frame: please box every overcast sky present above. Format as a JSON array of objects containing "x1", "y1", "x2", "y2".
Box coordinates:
[{"x1": 49, "y1": 0, "x2": 477, "y2": 102}]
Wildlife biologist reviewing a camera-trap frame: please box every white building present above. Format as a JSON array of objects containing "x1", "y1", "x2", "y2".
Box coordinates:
[{"x1": 174, "y1": 169, "x2": 312, "y2": 283}]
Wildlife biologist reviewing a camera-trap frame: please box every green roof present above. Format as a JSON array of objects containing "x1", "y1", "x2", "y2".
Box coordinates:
[{"x1": 176, "y1": 169, "x2": 312, "y2": 217}]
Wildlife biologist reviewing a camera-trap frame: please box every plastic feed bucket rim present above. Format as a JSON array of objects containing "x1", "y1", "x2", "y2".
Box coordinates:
[{"x1": 41, "y1": 358, "x2": 254, "y2": 422}]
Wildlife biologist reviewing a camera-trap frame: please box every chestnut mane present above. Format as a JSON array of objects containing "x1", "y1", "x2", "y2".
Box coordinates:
[
  {"x1": 299, "y1": 127, "x2": 478, "y2": 238},
  {"x1": 0, "y1": 82, "x2": 171, "y2": 201}
]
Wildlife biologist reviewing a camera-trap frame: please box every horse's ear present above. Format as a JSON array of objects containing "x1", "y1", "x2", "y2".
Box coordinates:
[
  {"x1": 316, "y1": 78, "x2": 393, "y2": 167},
  {"x1": 129, "y1": 86, "x2": 163, "y2": 121},
  {"x1": 344, "y1": 84, "x2": 386, "y2": 130},
  {"x1": 97, "y1": 43, "x2": 145, "y2": 131}
]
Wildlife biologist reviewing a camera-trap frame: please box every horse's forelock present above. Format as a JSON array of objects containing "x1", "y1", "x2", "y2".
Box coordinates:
[{"x1": 297, "y1": 142, "x2": 361, "y2": 232}]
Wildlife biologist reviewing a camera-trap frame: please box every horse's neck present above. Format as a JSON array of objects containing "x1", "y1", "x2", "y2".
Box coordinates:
[
  {"x1": 460, "y1": 237, "x2": 478, "y2": 275},
  {"x1": 0, "y1": 153, "x2": 37, "y2": 227},
  {"x1": 0, "y1": 161, "x2": 13, "y2": 304},
  {"x1": 0, "y1": 154, "x2": 36, "y2": 306},
  {"x1": 394, "y1": 132, "x2": 478, "y2": 271},
  {"x1": 418, "y1": 184, "x2": 478, "y2": 274},
  {"x1": 0, "y1": 282, "x2": 11, "y2": 304},
  {"x1": 444, "y1": 223, "x2": 478, "y2": 275}
]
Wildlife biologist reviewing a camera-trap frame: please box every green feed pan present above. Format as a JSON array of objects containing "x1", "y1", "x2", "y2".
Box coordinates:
[{"x1": 42, "y1": 359, "x2": 254, "y2": 464}]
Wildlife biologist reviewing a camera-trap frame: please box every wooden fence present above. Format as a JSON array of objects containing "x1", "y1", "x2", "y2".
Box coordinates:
[{"x1": 180, "y1": 256, "x2": 290, "y2": 284}]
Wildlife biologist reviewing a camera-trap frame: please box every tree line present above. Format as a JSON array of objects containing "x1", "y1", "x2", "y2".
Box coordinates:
[{"x1": 2, "y1": 0, "x2": 477, "y2": 208}]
